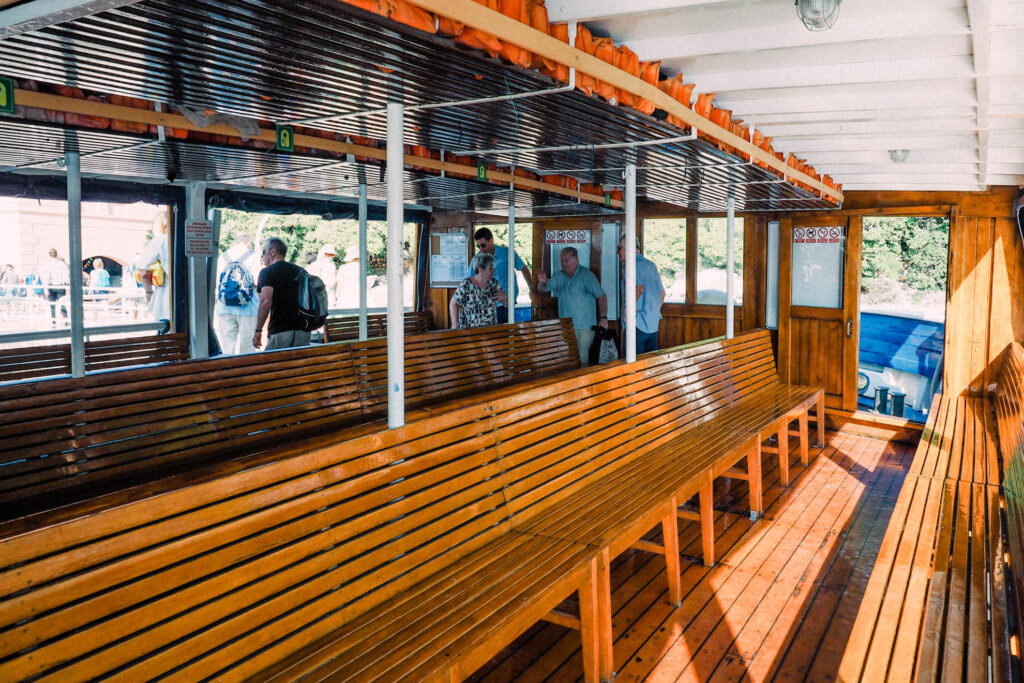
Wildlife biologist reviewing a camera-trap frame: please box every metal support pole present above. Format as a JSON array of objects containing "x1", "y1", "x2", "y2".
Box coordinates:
[
  {"x1": 358, "y1": 182, "x2": 369, "y2": 341},
  {"x1": 507, "y1": 187, "x2": 516, "y2": 325},
  {"x1": 726, "y1": 197, "x2": 736, "y2": 339},
  {"x1": 187, "y1": 181, "x2": 209, "y2": 358},
  {"x1": 386, "y1": 102, "x2": 405, "y2": 429},
  {"x1": 624, "y1": 163, "x2": 637, "y2": 363},
  {"x1": 66, "y1": 151, "x2": 85, "y2": 378}
]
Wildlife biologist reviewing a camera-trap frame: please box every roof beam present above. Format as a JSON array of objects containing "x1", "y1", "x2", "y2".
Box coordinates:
[
  {"x1": 967, "y1": 0, "x2": 991, "y2": 187},
  {"x1": 545, "y1": 0, "x2": 729, "y2": 23},
  {"x1": 0, "y1": 0, "x2": 145, "y2": 39}
]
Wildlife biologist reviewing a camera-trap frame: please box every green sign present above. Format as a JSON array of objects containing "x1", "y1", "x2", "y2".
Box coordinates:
[
  {"x1": 276, "y1": 124, "x2": 295, "y2": 153},
  {"x1": 476, "y1": 162, "x2": 487, "y2": 181},
  {"x1": 604, "y1": 193, "x2": 612, "y2": 208},
  {"x1": 0, "y1": 77, "x2": 14, "y2": 115}
]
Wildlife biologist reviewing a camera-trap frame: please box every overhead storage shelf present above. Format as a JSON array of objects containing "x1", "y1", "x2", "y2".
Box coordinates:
[{"x1": 0, "y1": 0, "x2": 841, "y2": 214}]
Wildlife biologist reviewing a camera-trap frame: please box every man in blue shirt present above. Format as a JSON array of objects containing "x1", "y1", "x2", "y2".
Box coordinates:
[
  {"x1": 471, "y1": 227, "x2": 536, "y2": 323},
  {"x1": 537, "y1": 247, "x2": 608, "y2": 365},
  {"x1": 619, "y1": 237, "x2": 665, "y2": 354}
]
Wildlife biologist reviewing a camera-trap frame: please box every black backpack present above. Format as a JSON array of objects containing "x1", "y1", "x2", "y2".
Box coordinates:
[{"x1": 295, "y1": 269, "x2": 329, "y2": 331}]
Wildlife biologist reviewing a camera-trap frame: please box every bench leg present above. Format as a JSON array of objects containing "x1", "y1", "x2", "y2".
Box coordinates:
[
  {"x1": 778, "y1": 420, "x2": 791, "y2": 486},
  {"x1": 700, "y1": 480, "x2": 715, "y2": 567},
  {"x1": 662, "y1": 498, "x2": 682, "y2": 607},
  {"x1": 579, "y1": 549, "x2": 614, "y2": 682},
  {"x1": 816, "y1": 394, "x2": 826, "y2": 448},
  {"x1": 799, "y1": 410, "x2": 809, "y2": 465},
  {"x1": 749, "y1": 442, "x2": 763, "y2": 518}
]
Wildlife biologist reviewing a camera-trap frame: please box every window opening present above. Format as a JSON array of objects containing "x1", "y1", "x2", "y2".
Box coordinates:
[
  {"x1": 696, "y1": 217, "x2": 743, "y2": 305},
  {"x1": 859, "y1": 215, "x2": 949, "y2": 423},
  {"x1": 641, "y1": 218, "x2": 687, "y2": 303}
]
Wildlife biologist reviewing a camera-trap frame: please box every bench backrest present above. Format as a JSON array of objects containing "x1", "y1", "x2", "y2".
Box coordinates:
[
  {"x1": 487, "y1": 330, "x2": 779, "y2": 528},
  {"x1": 0, "y1": 319, "x2": 579, "y2": 520},
  {"x1": 352, "y1": 319, "x2": 580, "y2": 414},
  {"x1": 0, "y1": 403, "x2": 508, "y2": 681},
  {"x1": 0, "y1": 332, "x2": 189, "y2": 383},
  {"x1": 324, "y1": 310, "x2": 433, "y2": 342},
  {"x1": 0, "y1": 328, "x2": 778, "y2": 681},
  {"x1": 993, "y1": 341, "x2": 1024, "y2": 645}
]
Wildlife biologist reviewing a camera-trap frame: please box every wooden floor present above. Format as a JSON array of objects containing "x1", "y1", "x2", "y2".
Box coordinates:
[{"x1": 469, "y1": 429, "x2": 916, "y2": 682}]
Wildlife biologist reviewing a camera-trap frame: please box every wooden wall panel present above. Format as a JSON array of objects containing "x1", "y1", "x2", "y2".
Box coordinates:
[{"x1": 944, "y1": 204, "x2": 1024, "y2": 396}]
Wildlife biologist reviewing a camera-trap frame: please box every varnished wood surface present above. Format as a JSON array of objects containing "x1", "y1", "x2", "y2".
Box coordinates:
[
  {"x1": 0, "y1": 319, "x2": 579, "y2": 520},
  {"x1": 324, "y1": 310, "x2": 433, "y2": 342},
  {"x1": 0, "y1": 332, "x2": 188, "y2": 383},
  {"x1": 0, "y1": 329, "x2": 822, "y2": 682},
  {"x1": 467, "y1": 430, "x2": 916, "y2": 682}
]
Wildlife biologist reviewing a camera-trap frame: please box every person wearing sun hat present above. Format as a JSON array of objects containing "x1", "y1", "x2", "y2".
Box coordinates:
[{"x1": 308, "y1": 244, "x2": 339, "y2": 308}]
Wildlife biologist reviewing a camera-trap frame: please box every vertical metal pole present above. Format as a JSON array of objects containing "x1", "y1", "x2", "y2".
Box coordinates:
[
  {"x1": 187, "y1": 181, "x2": 209, "y2": 358},
  {"x1": 66, "y1": 151, "x2": 85, "y2": 378},
  {"x1": 507, "y1": 186, "x2": 516, "y2": 325},
  {"x1": 726, "y1": 197, "x2": 736, "y2": 339},
  {"x1": 358, "y1": 182, "x2": 368, "y2": 341},
  {"x1": 624, "y1": 163, "x2": 637, "y2": 363},
  {"x1": 386, "y1": 102, "x2": 405, "y2": 429}
]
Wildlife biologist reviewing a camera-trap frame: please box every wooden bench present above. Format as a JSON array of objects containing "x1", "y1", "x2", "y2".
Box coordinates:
[
  {"x1": 995, "y1": 342, "x2": 1024, "y2": 671},
  {"x1": 840, "y1": 346, "x2": 1023, "y2": 682},
  {"x1": 0, "y1": 330, "x2": 824, "y2": 682},
  {"x1": 324, "y1": 309, "x2": 433, "y2": 341},
  {"x1": 0, "y1": 318, "x2": 579, "y2": 521},
  {"x1": 0, "y1": 331, "x2": 188, "y2": 383}
]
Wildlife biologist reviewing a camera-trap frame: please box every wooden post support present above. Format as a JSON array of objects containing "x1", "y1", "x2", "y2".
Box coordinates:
[
  {"x1": 579, "y1": 549, "x2": 614, "y2": 682},
  {"x1": 749, "y1": 442, "x2": 763, "y2": 517},
  {"x1": 662, "y1": 496, "x2": 682, "y2": 607},
  {"x1": 779, "y1": 418, "x2": 791, "y2": 486},
  {"x1": 799, "y1": 410, "x2": 810, "y2": 464},
  {"x1": 816, "y1": 393, "x2": 827, "y2": 447},
  {"x1": 700, "y1": 478, "x2": 715, "y2": 567}
]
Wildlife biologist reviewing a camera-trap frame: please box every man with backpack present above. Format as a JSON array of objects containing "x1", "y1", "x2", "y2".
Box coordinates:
[
  {"x1": 215, "y1": 233, "x2": 259, "y2": 354},
  {"x1": 253, "y1": 236, "x2": 327, "y2": 351}
]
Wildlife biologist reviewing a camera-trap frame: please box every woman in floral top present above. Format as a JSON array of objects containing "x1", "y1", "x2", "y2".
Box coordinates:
[{"x1": 449, "y1": 252, "x2": 508, "y2": 329}]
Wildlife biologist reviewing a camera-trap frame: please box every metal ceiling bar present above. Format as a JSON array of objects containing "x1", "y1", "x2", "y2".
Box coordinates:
[
  {"x1": 637, "y1": 178, "x2": 788, "y2": 190},
  {"x1": 285, "y1": 22, "x2": 580, "y2": 127},
  {"x1": 15, "y1": 139, "x2": 161, "y2": 170},
  {"x1": 223, "y1": 158, "x2": 354, "y2": 184},
  {"x1": 0, "y1": 0, "x2": 146, "y2": 39},
  {"x1": 455, "y1": 130, "x2": 697, "y2": 157}
]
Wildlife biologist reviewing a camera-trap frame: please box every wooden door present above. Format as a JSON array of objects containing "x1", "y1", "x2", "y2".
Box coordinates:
[{"x1": 778, "y1": 216, "x2": 862, "y2": 411}]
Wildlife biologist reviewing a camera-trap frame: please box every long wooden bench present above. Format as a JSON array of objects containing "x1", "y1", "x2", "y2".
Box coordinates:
[
  {"x1": 324, "y1": 309, "x2": 434, "y2": 341},
  {"x1": 0, "y1": 329, "x2": 825, "y2": 682},
  {"x1": 0, "y1": 318, "x2": 579, "y2": 520},
  {"x1": 0, "y1": 331, "x2": 188, "y2": 383},
  {"x1": 840, "y1": 345, "x2": 1023, "y2": 681}
]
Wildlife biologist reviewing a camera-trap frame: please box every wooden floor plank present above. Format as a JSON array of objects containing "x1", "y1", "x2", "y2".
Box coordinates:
[{"x1": 472, "y1": 430, "x2": 921, "y2": 683}]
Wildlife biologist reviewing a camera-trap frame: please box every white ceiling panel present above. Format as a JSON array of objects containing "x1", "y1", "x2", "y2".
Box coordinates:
[{"x1": 557, "y1": 0, "x2": 1021, "y2": 192}]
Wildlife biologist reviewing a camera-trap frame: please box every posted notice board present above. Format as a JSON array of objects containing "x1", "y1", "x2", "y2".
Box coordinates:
[{"x1": 429, "y1": 227, "x2": 471, "y2": 288}]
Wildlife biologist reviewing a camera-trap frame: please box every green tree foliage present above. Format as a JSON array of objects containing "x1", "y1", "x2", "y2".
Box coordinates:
[
  {"x1": 696, "y1": 217, "x2": 743, "y2": 272},
  {"x1": 476, "y1": 222, "x2": 534, "y2": 270},
  {"x1": 862, "y1": 216, "x2": 948, "y2": 294},
  {"x1": 217, "y1": 210, "x2": 416, "y2": 276},
  {"x1": 641, "y1": 219, "x2": 686, "y2": 282}
]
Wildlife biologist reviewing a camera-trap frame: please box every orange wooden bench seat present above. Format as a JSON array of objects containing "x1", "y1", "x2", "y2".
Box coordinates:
[
  {"x1": 0, "y1": 330, "x2": 823, "y2": 683},
  {"x1": 0, "y1": 403, "x2": 607, "y2": 682},
  {"x1": 0, "y1": 331, "x2": 188, "y2": 383},
  {"x1": 841, "y1": 383, "x2": 1020, "y2": 681},
  {"x1": 0, "y1": 319, "x2": 579, "y2": 521},
  {"x1": 323, "y1": 309, "x2": 433, "y2": 342}
]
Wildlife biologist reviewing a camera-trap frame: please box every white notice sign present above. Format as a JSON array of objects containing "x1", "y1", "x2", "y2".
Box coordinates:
[{"x1": 185, "y1": 219, "x2": 216, "y2": 258}]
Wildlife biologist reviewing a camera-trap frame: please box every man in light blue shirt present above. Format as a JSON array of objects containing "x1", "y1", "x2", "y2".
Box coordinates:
[
  {"x1": 537, "y1": 247, "x2": 608, "y2": 365},
  {"x1": 619, "y1": 236, "x2": 665, "y2": 353},
  {"x1": 471, "y1": 227, "x2": 536, "y2": 323}
]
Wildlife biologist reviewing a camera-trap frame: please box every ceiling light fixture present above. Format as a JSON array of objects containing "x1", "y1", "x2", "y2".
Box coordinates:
[
  {"x1": 795, "y1": 0, "x2": 842, "y2": 31},
  {"x1": 889, "y1": 149, "x2": 910, "y2": 163}
]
